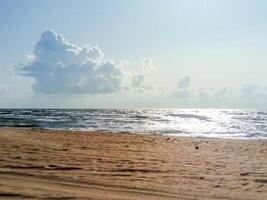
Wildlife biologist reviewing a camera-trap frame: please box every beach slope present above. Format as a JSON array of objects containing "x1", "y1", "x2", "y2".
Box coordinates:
[{"x1": 0, "y1": 128, "x2": 266, "y2": 199}]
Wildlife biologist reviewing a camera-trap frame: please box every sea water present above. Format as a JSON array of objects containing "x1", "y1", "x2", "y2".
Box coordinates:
[{"x1": 0, "y1": 109, "x2": 266, "y2": 139}]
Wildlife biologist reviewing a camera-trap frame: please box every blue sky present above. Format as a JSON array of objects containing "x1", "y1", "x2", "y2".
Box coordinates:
[{"x1": 0, "y1": 0, "x2": 267, "y2": 108}]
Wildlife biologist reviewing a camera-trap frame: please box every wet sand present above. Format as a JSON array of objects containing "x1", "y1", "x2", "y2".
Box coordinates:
[{"x1": 0, "y1": 127, "x2": 266, "y2": 199}]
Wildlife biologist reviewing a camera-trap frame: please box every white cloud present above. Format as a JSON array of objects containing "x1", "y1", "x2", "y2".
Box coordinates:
[
  {"x1": 17, "y1": 30, "x2": 146, "y2": 95},
  {"x1": 130, "y1": 59, "x2": 154, "y2": 89},
  {"x1": 172, "y1": 76, "x2": 192, "y2": 98},
  {"x1": 241, "y1": 84, "x2": 267, "y2": 97},
  {"x1": 173, "y1": 77, "x2": 230, "y2": 100},
  {"x1": 177, "y1": 76, "x2": 191, "y2": 89},
  {"x1": 241, "y1": 84, "x2": 259, "y2": 97},
  {"x1": 131, "y1": 75, "x2": 145, "y2": 87},
  {"x1": 197, "y1": 87, "x2": 216, "y2": 98},
  {"x1": 173, "y1": 89, "x2": 191, "y2": 98},
  {"x1": 214, "y1": 87, "x2": 228, "y2": 97}
]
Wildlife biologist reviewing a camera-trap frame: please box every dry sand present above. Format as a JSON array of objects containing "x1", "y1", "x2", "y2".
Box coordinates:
[{"x1": 0, "y1": 128, "x2": 266, "y2": 200}]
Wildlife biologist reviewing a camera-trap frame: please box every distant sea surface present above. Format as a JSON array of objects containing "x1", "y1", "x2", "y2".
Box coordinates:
[{"x1": 0, "y1": 109, "x2": 266, "y2": 139}]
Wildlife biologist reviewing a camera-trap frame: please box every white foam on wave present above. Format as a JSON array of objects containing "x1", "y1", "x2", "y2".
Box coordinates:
[{"x1": 0, "y1": 109, "x2": 266, "y2": 139}]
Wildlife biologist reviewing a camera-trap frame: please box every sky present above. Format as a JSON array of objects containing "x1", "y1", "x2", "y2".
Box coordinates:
[{"x1": 0, "y1": 0, "x2": 267, "y2": 109}]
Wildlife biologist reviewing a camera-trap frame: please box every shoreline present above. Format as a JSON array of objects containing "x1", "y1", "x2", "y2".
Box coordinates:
[
  {"x1": 0, "y1": 127, "x2": 266, "y2": 199},
  {"x1": 4, "y1": 126, "x2": 267, "y2": 141},
  {"x1": 38, "y1": 128, "x2": 267, "y2": 141}
]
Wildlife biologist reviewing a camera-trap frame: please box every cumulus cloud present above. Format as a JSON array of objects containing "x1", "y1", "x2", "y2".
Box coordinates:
[
  {"x1": 177, "y1": 76, "x2": 191, "y2": 89},
  {"x1": 173, "y1": 76, "x2": 192, "y2": 98},
  {"x1": 131, "y1": 75, "x2": 145, "y2": 87},
  {"x1": 130, "y1": 59, "x2": 154, "y2": 89},
  {"x1": 173, "y1": 89, "x2": 191, "y2": 98},
  {"x1": 241, "y1": 84, "x2": 267, "y2": 97},
  {"x1": 241, "y1": 84, "x2": 259, "y2": 97},
  {"x1": 16, "y1": 30, "x2": 131, "y2": 95},
  {"x1": 173, "y1": 76, "x2": 231, "y2": 100},
  {"x1": 214, "y1": 87, "x2": 228, "y2": 97}
]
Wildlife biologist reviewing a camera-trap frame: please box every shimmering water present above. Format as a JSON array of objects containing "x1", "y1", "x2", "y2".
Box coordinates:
[{"x1": 0, "y1": 109, "x2": 266, "y2": 139}]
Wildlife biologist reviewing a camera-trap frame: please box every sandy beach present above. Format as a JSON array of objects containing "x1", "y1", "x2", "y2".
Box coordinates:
[{"x1": 0, "y1": 128, "x2": 266, "y2": 199}]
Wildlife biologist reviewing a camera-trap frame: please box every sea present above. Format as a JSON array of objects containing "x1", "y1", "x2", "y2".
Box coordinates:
[{"x1": 0, "y1": 109, "x2": 266, "y2": 139}]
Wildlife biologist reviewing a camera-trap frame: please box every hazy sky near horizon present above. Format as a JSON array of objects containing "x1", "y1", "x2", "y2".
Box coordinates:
[{"x1": 0, "y1": 0, "x2": 267, "y2": 108}]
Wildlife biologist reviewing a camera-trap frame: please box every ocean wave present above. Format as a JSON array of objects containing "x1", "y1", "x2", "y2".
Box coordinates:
[{"x1": 0, "y1": 109, "x2": 266, "y2": 139}]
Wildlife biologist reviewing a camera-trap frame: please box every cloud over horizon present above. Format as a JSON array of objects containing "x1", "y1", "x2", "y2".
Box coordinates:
[
  {"x1": 173, "y1": 76, "x2": 192, "y2": 98},
  {"x1": 241, "y1": 84, "x2": 267, "y2": 98},
  {"x1": 17, "y1": 30, "x2": 147, "y2": 95},
  {"x1": 12, "y1": 30, "x2": 266, "y2": 108},
  {"x1": 173, "y1": 76, "x2": 232, "y2": 101},
  {"x1": 177, "y1": 76, "x2": 191, "y2": 89}
]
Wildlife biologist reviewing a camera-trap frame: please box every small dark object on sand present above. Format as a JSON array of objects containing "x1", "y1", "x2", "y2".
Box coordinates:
[{"x1": 195, "y1": 146, "x2": 199, "y2": 150}]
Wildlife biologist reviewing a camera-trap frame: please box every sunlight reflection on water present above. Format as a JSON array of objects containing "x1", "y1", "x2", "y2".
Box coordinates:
[{"x1": 0, "y1": 109, "x2": 266, "y2": 139}]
